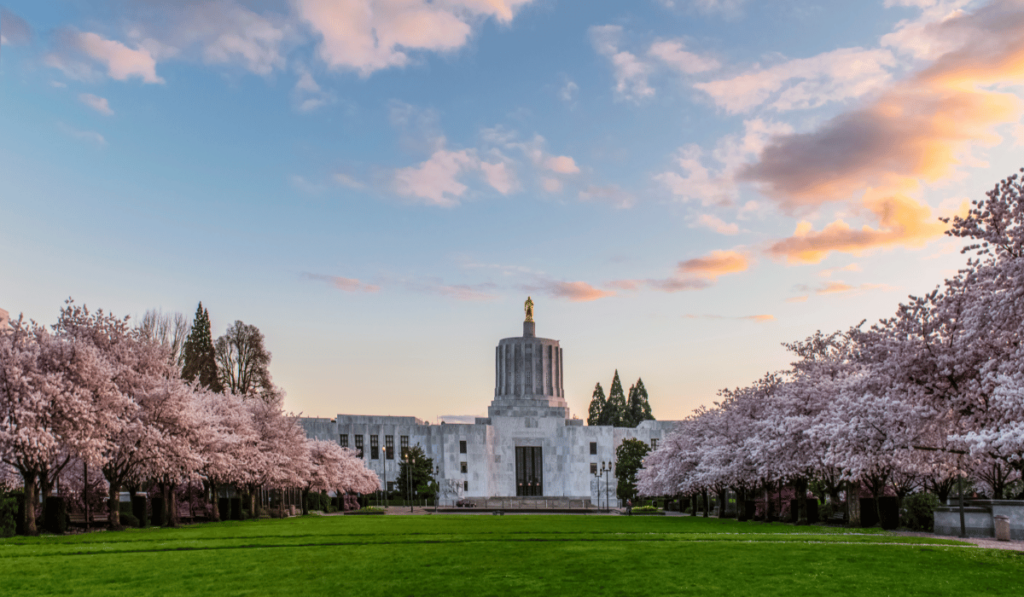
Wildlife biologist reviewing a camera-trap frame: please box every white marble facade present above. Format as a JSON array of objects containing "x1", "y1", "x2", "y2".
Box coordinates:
[{"x1": 299, "y1": 318, "x2": 678, "y2": 505}]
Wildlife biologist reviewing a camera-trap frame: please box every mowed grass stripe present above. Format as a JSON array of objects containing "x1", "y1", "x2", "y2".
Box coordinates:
[
  {"x1": 0, "y1": 532, "x2": 973, "y2": 559},
  {"x1": 1, "y1": 533, "x2": 1021, "y2": 597}
]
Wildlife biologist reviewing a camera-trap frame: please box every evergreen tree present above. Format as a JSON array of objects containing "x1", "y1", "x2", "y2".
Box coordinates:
[
  {"x1": 601, "y1": 370, "x2": 627, "y2": 427},
  {"x1": 396, "y1": 445, "x2": 436, "y2": 501},
  {"x1": 615, "y1": 438, "x2": 650, "y2": 501},
  {"x1": 587, "y1": 383, "x2": 606, "y2": 426},
  {"x1": 626, "y1": 378, "x2": 655, "y2": 427},
  {"x1": 180, "y1": 302, "x2": 223, "y2": 393}
]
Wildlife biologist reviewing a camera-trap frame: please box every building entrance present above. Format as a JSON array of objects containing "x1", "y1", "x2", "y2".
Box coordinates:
[{"x1": 515, "y1": 446, "x2": 543, "y2": 496}]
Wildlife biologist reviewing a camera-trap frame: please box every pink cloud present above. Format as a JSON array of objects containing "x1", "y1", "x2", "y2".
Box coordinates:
[{"x1": 48, "y1": 30, "x2": 164, "y2": 83}]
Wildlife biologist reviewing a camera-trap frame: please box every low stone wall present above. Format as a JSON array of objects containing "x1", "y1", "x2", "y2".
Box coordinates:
[
  {"x1": 481, "y1": 497, "x2": 593, "y2": 509},
  {"x1": 934, "y1": 500, "x2": 1024, "y2": 540}
]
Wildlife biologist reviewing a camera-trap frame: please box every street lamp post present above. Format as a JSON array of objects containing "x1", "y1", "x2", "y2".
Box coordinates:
[
  {"x1": 593, "y1": 462, "x2": 613, "y2": 512},
  {"x1": 382, "y1": 446, "x2": 388, "y2": 509},
  {"x1": 432, "y1": 465, "x2": 440, "y2": 513},
  {"x1": 404, "y1": 454, "x2": 416, "y2": 513}
]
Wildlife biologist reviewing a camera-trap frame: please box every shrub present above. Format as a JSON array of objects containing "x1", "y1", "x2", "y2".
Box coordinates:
[
  {"x1": 902, "y1": 492, "x2": 940, "y2": 532},
  {"x1": 132, "y1": 496, "x2": 148, "y2": 528},
  {"x1": 150, "y1": 497, "x2": 165, "y2": 527},
  {"x1": 0, "y1": 491, "x2": 16, "y2": 538},
  {"x1": 632, "y1": 505, "x2": 662, "y2": 513},
  {"x1": 120, "y1": 513, "x2": 140, "y2": 528},
  {"x1": 44, "y1": 497, "x2": 68, "y2": 535},
  {"x1": 859, "y1": 498, "x2": 878, "y2": 527},
  {"x1": 230, "y1": 497, "x2": 242, "y2": 521},
  {"x1": 346, "y1": 506, "x2": 385, "y2": 515},
  {"x1": 878, "y1": 496, "x2": 900, "y2": 530}
]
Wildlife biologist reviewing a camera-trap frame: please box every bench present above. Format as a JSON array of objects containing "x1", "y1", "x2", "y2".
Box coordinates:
[
  {"x1": 69, "y1": 513, "x2": 110, "y2": 527},
  {"x1": 825, "y1": 512, "x2": 846, "y2": 526}
]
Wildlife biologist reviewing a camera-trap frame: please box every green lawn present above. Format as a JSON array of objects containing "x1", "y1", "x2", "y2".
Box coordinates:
[{"x1": 1, "y1": 515, "x2": 1020, "y2": 596}]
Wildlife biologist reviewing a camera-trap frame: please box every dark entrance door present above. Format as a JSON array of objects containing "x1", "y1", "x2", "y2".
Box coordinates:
[{"x1": 515, "y1": 447, "x2": 543, "y2": 496}]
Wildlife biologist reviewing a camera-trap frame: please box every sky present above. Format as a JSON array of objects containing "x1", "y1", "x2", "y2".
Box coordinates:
[{"x1": 2, "y1": 0, "x2": 1024, "y2": 423}]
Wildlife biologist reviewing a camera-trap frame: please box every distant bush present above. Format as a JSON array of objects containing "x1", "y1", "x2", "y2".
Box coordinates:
[
  {"x1": 902, "y1": 493, "x2": 940, "y2": 532},
  {"x1": 0, "y1": 491, "x2": 16, "y2": 538},
  {"x1": 44, "y1": 497, "x2": 68, "y2": 535},
  {"x1": 629, "y1": 505, "x2": 665, "y2": 515},
  {"x1": 346, "y1": 506, "x2": 385, "y2": 516},
  {"x1": 120, "y1": 513, "x2": 140, "y2": 528}
]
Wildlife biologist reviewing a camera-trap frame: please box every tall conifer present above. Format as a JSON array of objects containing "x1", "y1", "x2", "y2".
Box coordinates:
[
  {"x1": 601, "y1": 370, "x2": 627, "y2": 427},
  {"x1": 626, "y1": 378, "x2": 655, "y2": 427},
  {"x1": 587, "y1": 383, "x2": 606, "y2": 426},
  {"x1": 181, "y1": 302, "x2": 223, "y2": 393}
]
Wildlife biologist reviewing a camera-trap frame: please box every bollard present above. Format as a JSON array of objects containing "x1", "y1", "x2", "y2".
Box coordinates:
[{"x1": 994, "y1": 515, "x2": 1011, "y2": 542}]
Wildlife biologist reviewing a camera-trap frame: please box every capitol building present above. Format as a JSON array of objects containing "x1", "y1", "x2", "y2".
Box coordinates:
[{"x1": 300, "y1": 302, "x2": 678, "y2": 505}]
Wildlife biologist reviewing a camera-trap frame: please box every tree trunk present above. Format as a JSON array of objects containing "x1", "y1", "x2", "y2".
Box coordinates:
[
  {"x1": 794, "y1": 478, "x2": 809, "y2": 525},
  {"x1": 107, "y1": 483, "x2": 122, "y2": 530},
  {"x1": 37, "y1": 469, "x2": 52, "y2": 531},
  {"x1": 736, "y1": 487, "x2": 748, "y2": 522},
  {"x1": 701, "y1": 490, "x2": 709, "y2": 518},
  {"x1": 250, "y1": 490, "x2": 258, "y2": 518},
  {"x1": 21, "y1": 471, "x2": 38, "y2": 536},
  {"x1": 209, "y1": 481, "x2": 220, "y2": 522},
  {"x1": 717, "y1": 488, "x2": 726, "y2": 518},
  {"x1": 846, "y1": 480, "x2": 861, "y2": 528},
  {"x1": 764, "y1": 485, "x2": 772, "y2": 522},
  {"x1": 301, "y1": 489, "x2": 310, "y2": 515},
  {"x1": 168, "y1": 484, "x2": 179, "y2": 527}
]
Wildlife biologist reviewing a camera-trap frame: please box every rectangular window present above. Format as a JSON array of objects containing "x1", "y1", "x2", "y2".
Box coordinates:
[
  {"x1": 589, "y1": 441, "x2": 597, "y2": 455},
  {"x1": 370, "y1": 435, "x2": 379, "y2": 460},
  {"x1": 386, "y1": 435, "x2": 395, "y2": 460},
  {"x1": 354, "y1": 435, "x2": 364, "y2": 458},
  {"x1": 590, "y1": 463, "x2": 598, "y2": 474},
  {"x1": 400, "y1": 435, "x2": 409, "y2": 459},
  {"x1": 464, "y1": 481, "x2": 468, "y2": 492},
  {"x1": 340, "y1": 434, "x2": 348, "y2": 448},
  {"x1": 460, "y1": 462, "x2": 468, "y2": 474},
  {"x1": 651, "y1": 438, "x2": 658, "y2": 450},
  {"x1": 460, "y1": 440, "x2": 467, "y2": 454}
]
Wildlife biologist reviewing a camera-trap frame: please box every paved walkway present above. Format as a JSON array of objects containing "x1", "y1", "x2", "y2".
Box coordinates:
[{"x1": 893, "y1": 530, "x2": 1024, "y2": 552}]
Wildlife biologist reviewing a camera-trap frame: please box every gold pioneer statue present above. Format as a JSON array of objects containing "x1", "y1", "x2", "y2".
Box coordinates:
[{"x1": 524, "y1": 296, "x2": 534, "y2": 322}]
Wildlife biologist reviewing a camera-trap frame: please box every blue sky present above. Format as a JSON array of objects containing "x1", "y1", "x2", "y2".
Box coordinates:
[{"x1": 3, "y1": 0, "x2": 1023, "y2": 422}]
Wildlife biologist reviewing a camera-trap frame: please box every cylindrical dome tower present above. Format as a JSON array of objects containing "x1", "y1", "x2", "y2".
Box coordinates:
[{"x1": 489, "y1": 300, "x2": 568, "y2": 418}]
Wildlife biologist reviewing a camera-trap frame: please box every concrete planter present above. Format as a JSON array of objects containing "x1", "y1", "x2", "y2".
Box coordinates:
[{"x1": 934, "y1": 500, "x2": 1024, "y2": 540}]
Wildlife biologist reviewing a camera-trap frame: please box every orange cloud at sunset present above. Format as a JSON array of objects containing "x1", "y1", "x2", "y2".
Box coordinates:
[
  {"x1": 743, "y1": 1, "x2": 1024, "y2": 262},
  {"x1": 546, "y1": 281, "x2": 614, "y2": 302},
  {"x1": 677, "y1": 250, "x2": 750, "y2": 278},
  {"x1": 610, "y1": 248, "x2": 750, "y2": 293},
  {"x1": 767, "y1": 189, "x2": 955, "y2": 263}
]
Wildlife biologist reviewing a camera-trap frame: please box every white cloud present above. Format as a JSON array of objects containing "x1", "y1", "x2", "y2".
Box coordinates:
[
  {"x1": 47, "y1": 30, "x2": 164, "y2": 83},
  {"x1": 334, "y1": 173, "x2": 365, "y2": 189},
  {"x1": 1, "y1": 8, "x2": 31, "y2": 46},
  {"x1": 655, "y1": 118, "x2": 792, "y2": 205},
  {"x1": 693, "y1": 213, "x2": 739, "y2": 235},
  {"x1": 542, "y1": 177, "x2": 563, "y2": 193},
  {"x1": 559, "y1": 80, "x2": 578, "y2": 103},
  {"x1": 648, "y1": 39, "x2": 720, "y2": 74},
  {"x1": 480, "y1": 161, "x2": 517, "y2": 194},
  {"x1": 579, "y1": 184, "x2": 635, "y2": 209},
  {"x1": 544, "y1": 155, "x2": 579, "y2": 174},
  {"x1": 294, "y1": 0, "x2": 536, "y2": 76},
  {"x1": 78, "y1": 93, "x2": 114, "y2": 116},
  {"x1": 480, "y1": 127, "x2": 580, "y2": 189},
  {"x1": 394, "y1": 145, "x2": 512, "y2": 207},
  {"x1": 292, "y1": 65, "x2": 334, "y2": 112},
  {"x1": 590, "y1": 25, "x2": 655, "y2": 102},
  {"x1": 58, "y1": 122, "x2": 107, "y2": 147},
  {"x1": 694, "y1": 47, "x2": 896, "y2": 113}
]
